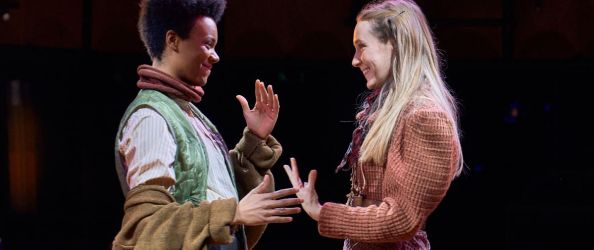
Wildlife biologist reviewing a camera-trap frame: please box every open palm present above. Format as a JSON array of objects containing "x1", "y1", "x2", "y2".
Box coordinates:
[{"x1": 236, "y1": 80, "x2": 279, "y2": 139}]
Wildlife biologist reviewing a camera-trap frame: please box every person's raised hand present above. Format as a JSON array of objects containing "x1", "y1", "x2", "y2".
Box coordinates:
[
  {"x1": 236, "y1": 80, "x2": 279, "y2": 139},
  {"x1": 283, "y1": 157, "x2": 322, "y2": 221}
]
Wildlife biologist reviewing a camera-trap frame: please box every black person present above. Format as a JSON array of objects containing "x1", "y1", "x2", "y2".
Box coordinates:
[
  {"x1": 284, "y1": 0, "x2": 464, "y2": 249},
  {"x1": 112, "y1": 1, "x2": 302, "y2": 249}
]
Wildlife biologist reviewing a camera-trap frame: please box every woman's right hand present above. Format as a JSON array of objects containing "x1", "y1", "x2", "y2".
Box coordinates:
[
  {"x1": 283, "y1": 157, "x2": 322, "y2": 221},
  {"x1": 233, "y1": 175, "x2": 303, "y2": 226}
]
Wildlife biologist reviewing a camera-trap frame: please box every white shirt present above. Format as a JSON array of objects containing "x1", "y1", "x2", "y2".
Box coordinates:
[{"x1": 118, "y1": 106, "x2": 238, "y2": 202}]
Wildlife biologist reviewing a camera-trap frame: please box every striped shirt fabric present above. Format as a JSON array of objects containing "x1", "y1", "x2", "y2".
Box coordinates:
[{"x1": 118, "y1": 106, "x2": 238, "y2": 202}]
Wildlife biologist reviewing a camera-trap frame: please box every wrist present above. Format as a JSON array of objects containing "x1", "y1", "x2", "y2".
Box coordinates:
[
  {"x1": 232, "y1": 206, "x2": 242, "y2": 225},
  {"x1": 307, "y1": 202, "x2": 322, "y2": 221},
  {"x1": 313, "y1": 203, "x2": 322, "y2": 221},
  {"x1": 248, "y1": 128, "x2": 268, "y2": 140}
]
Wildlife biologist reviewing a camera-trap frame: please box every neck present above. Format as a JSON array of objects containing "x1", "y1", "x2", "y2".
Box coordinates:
[
  {"x1": 152, "y1": 60, "x2": 179, "y2": 82},
  {"x1": 137, "y1": 64, "x2": 205, "y2": 103}
]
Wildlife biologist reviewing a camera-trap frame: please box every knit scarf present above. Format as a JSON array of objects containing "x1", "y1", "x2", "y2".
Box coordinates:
[
  {"x1": 336, "y1": 89, "x2": 381, "y2": 172},
  {"x1": 137, "y1": 65, "x2": 205, "y2": 103}
]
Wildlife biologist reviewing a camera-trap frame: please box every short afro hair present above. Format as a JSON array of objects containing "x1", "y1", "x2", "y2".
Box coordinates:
[{"x1": 138, "y1": 0, "x2": 226, "y2": 60}]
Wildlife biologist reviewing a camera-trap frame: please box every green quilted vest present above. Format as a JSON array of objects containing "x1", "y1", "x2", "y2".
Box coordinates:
[{"x1": 115, "y1": 90, "x2": 236, "y2": 204}]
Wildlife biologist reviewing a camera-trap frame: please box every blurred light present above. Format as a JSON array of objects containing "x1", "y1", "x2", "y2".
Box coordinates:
[
  {"x1": 474, "y1": 164, "x2": 485, "y2": 173},
  {"x1": 10, "y1": 80, "x2": 21, "y2": 106},
  {"x1": 504, "y1": 101, "x2": 520, "y2": 124},
  {"x1": 8, "y1": 80, "x2": 39, "y2": 213},
  {"x1": 511, "y1": 108, "x2": 519, "y2": 118},
  {"x1": 2, "y1": 12, "x2": 9, "y2": 22}
]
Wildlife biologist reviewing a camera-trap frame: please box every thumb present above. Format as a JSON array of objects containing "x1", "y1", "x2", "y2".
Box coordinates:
[
  {"x1": 251, "y1": 174, "x2": 271, "y2": 194},
  {"x1": 236, "y1": 95, "x2": 250, "y2": 113}
]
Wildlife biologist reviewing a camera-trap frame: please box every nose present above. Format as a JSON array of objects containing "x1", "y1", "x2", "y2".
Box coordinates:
[
  {"x1": 209, "y1": 50, "x2": 220, "y2": 64},
  {"x1": 352, "y1": 51, "x2": 361, "y2": 67}
]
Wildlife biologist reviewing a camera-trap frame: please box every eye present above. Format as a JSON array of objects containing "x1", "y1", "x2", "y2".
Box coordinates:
[{"x1": 203, "y1": 40, "x2": 216, "y2": 50}]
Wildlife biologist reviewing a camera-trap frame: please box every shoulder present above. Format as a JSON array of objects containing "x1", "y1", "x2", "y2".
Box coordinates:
[
  {"x1": 123, "y1": 108, "x2": 168, "y2": 135},
  {"x1": 402, "y1": 100, "x2": 454, "y2": 137}
]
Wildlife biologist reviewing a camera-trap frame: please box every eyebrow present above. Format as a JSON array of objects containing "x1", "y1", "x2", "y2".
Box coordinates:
[
  {"x1": 353, "y1": 39, "x2": 365, "y2": 47},
  {"x1": 205, "y1": 36, "x2": 217, "y2": 44}
]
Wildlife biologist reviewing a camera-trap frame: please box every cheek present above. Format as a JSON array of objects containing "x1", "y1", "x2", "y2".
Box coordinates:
[{"x1": 380, "y1": 53, "x2": 393, "y2": 72}]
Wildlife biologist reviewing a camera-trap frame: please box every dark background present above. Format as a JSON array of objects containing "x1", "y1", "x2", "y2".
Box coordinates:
[{"x1": 1, "y1": 0, "x2": 593, "y2": 249}]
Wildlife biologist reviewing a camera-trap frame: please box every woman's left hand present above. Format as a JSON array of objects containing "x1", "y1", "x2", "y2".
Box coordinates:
[
  {"x1": 236, "y1": 80, "x2": 279, "y2": 139},
  {"x1": 284, "y1": 157, "x2": 322, "y2": 221}
]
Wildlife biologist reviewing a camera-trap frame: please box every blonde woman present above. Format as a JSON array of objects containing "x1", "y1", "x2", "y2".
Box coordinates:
[{"x1": 284, "y1": 0, "x2": 463, "y2": 249}]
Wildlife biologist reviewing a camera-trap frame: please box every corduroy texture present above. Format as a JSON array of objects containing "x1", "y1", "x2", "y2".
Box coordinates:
[
  {"x1": 112, "y1": 184, "x2": 236, "y2": 250},
  {"x1": 318, "y1": 102, "x2": 459, "y2": 250}
]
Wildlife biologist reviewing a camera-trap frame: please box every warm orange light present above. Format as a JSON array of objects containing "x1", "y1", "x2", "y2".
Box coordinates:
[{"x1": 7, "y1": 80, "x2": 38, "y2": 213}]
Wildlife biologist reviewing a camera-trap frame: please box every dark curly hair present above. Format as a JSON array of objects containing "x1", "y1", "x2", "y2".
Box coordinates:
[{"x1": 138, "y1": 0, "x2": 226, "y2": 60}]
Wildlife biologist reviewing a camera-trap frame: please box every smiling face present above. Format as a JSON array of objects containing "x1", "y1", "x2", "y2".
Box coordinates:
[
  {"x1": 171, "y1": 16, "x2": 220, "y2": 86},
  {"x1": 352, "y1": 20, "x2": 394, "y2": 90}
]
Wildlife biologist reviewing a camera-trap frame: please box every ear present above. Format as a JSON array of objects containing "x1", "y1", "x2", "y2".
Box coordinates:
[{"x1": 165, "y1": 30, "x2": 180, "y2": 53}]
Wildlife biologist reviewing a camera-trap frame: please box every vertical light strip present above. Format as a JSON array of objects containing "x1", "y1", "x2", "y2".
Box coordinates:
[{"x1": 8, "y1": 80, "x2": 38, "y2": 213}]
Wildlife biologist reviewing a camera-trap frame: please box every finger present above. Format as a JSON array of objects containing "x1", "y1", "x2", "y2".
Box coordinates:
[
  {"x1": 254, "y1": 79, "x2": 261, "y2": 108},
  {"x1": 268, "y1": 187, "x2": 299, "y2": 200},
  {"x1": 290, "y1": 160, "x2": 303, "y2": 188},
  {"x1": 258, "y1": 81, "x2": 267, "y2": 108},
  {"x1": 250, "y1": 174, "x2": 271, "y2": 194},
  {"x1": 290, "y1": 158, "x2": 301, "y2": 187},
  {"x1": 270, "y1": 197, "x2": 304, "y2": 208},
  {"x1": 268, "y1": 207, "x2": 301, "y2": 216},
  {"x1": 266, "y1": 216, "x2": 293, "y2": 224},
  {"x1": 283, "y1": 165, "x2": 301, "y2": 188},
  {"x1": 235, "y1": 95, "x2": 250, "y2": 113},
  {"x1": 273, "y1": 94, "x2": 280, "y2": 112},
  {"x1": 266, "y1": 84, "x2": 274, "y2": 108},
  {"x1": 307, "y1": 170, "x2": 318, "y2": 189}
]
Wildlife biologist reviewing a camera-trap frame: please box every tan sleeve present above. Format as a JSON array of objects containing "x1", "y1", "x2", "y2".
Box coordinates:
[
  {"x1": 112, "y1": 185, "x2": 237, "y2": 250},
  {"x1": 318, "y1": 109, "x2": 458, "y2": 242},
  {"x1": 228, "y1": 128, "x2": 282, "y2": 249},
  {"x1": 229, "y1": 127, "x2": 282, "y2": 197}
]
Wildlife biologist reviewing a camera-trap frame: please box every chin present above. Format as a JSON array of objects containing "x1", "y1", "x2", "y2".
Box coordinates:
[
  {"x1": 194, "y1": 77, "x2": 208, "y2": 87},
  {"x1": 366, "y1": 81, "x2": 380, "y2": 90}
]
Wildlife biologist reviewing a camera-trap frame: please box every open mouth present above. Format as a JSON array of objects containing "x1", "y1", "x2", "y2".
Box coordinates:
[{"x1": 362, "y1": 67, "x2": 370, "y2": 75}]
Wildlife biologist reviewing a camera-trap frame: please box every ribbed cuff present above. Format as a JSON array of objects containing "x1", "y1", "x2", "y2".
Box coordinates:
[{"x1": 317, "y1": 202, "x2": 348, "y2": 239}]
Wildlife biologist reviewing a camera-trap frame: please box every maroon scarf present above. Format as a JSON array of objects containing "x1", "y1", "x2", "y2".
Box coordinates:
[
  {"x1": 336, "y1": 89, "x2": 380, "y2": 172},
  {"x1": 137, "y1": 65, "x2": 205, "y2": 103}
]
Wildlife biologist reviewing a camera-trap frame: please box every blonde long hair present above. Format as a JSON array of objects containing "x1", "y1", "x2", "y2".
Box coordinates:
[{"x1": 357, "y1": 0, "x2": 464, "y2": 176}]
